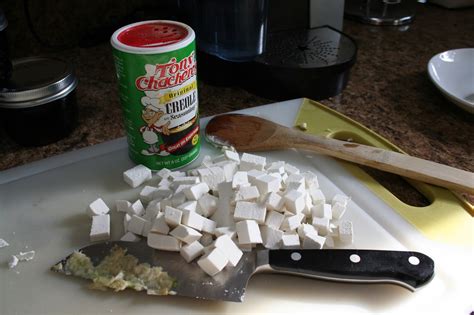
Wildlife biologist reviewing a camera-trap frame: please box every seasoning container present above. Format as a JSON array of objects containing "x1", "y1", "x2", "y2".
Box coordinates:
[
  {"x1": 111, "y1": 20, "x2": 200, "y2": 171},
  {"x1": 0, "y1": 57, "x2": 78, "y2": 146}
]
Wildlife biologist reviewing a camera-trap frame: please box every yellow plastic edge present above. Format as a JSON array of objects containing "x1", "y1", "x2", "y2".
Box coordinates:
[{"x1": 295, "y1": 98, "x2": 473, "y2": 246}]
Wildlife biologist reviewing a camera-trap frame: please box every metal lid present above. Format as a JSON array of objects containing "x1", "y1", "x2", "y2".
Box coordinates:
[
  {"x1": 0, "y1": 8, "x2": 7, "y2": 31},
  {"x1": 0, "y1": 57, "x2": 77, "y2": 108}
]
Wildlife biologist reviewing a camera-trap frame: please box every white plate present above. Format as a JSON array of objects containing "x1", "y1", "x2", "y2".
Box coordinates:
[{"x1": 428, "y1": 48, "x2": 474, "y2": 114}]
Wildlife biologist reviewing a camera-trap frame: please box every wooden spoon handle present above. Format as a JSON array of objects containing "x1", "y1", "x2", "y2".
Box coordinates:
[{"x1": 284, "y1": 130, "x2": 474, "y2": 194}]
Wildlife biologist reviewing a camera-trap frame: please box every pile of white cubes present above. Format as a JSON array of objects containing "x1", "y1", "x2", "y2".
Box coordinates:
[{"x1": 87, "y1": 150, "x2": 353, "y2": 277}]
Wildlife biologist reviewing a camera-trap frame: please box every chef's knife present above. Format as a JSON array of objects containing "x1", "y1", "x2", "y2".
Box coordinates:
[{"x1": 52, "y1": 241, "x2": 434, "y2": 302}]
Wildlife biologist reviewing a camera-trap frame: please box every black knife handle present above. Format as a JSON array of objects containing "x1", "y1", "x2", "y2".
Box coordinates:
[{"x1": 268, "y1": 249, "x2": 434, "y2": 291}]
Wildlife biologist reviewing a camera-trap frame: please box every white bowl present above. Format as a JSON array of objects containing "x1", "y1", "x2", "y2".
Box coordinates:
[{"x1": 428, "y1": 48, "x2": 474, "y2": 114}]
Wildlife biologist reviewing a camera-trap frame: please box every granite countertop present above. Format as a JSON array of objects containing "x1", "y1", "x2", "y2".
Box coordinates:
[{"x1": 1, "y1": 4, "x2": 473, "y2": 206}]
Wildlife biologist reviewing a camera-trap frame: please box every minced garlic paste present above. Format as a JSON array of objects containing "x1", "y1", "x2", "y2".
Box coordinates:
[{"x1": 53, "y1": 245, "x2": 175, "y2": 295}]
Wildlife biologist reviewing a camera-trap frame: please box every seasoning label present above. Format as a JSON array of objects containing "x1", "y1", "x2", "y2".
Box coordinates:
[{"x1": 112, "y1": 26, "x2": 200, "y2": 170}]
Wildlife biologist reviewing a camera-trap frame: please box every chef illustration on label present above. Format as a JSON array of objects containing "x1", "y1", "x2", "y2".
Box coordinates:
[{"x1": 140, "y1": 91, "x2": 171, "y2": 156}]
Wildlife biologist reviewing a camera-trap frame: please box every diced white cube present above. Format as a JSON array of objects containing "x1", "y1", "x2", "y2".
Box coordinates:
[
  {"x1": 285, "y1": 181, "x2": 305, "y2": 193},
  {"x1": 247, "y1": 169, "x2": 266, "y2": 185},
  {"x1": 197, "y1": 193, "x2": 218, "y2": 217},
  {"x1": 202, "y1": 217, "x2": 217, "y2": 234},
  {"x1": 324, "y1": 236, "x2": 335, "y2": 248},
  {"x1": 214, "y1": 226, "x2": 237, "y2": 239},
  {"x1": 123, "y1": 164, "x2": 152, "y2": 188},
  {"x1": 170, "y1": 225, "x2": 202, "y2": 244},
  {"x1": 184, "y1": 182, "x2": 210, "y2": 200},
  {"x1": 174, "y1": 184, "x2": 191, "y2": 195},
  {"x1": 164, "y1": 206, "x2": 183, "y2": 227},
  {"x1": 283, "y1": 190, "x2": 306, "y2": 214},
  {"x1": 171, "y1": 192, "x2": 187, "y2": 207},
  {"x1": 224, "y1": 150, "x2": 240, "y2": 163},
  {"x1": 268, "y1": 172, "x2": 283, "y2": 182},
  {"x1": 158, "y1": 177, "x2": 172, "y2": 188},
  {"x1": 115, "y1": 200, "x2": 131, "y2": 213},
  {"x1": 173, "y1": 176, "x2": 200, "y2": 186},
  {"x1": 182, "y1": 210, "x2": 205, "y2": 231},
  {"x1": 128, "y1": 200, "x2": 145, "y2": 216},
  {"x1": 234, "y1": 201, "x2": 267, "y2": 224},
  {"x1": 265, "y1": 210, "x2": 285, "y2": 230},
  {"x1": 232, "y1": 171, "x2": 249, "y2": 189},
  {"x1": 339, "y1": 221, "x2": 353, "y2": 244},
  {"x1": 147, "y1": 233, "x2": 181, "y2": 251},
  {"x1": 200, "y1": 233, "x2": 214, "y2": 246},
  {"x1": 301, "y1": 171, "x2": 319, "y2": 188},
  {"x1": 303, "y1": 192, "x2": 313, "y2": 217},
  {"x1": 309, "y1": 186, "x2": 326, "y2": 205},
  {"x1": 297, "y1": 223, "x2": 318, "y2": 240},
  {"x1": 214, "y1": 161, "x2": 238, "y2": 182},
  {"x1": 302, "y1": 233, "x2": 326, "y2": 249},
  {"x1": 139, "y1": 186, "x2": 158, "y2": 203},
  {"x1": 260, "y1": 226, "x2": 283, "y2": 249},
  {"x1": 152, "y1": 187, "x2": 173, "y2": 200},
  {"x1": 169, "y1": 171, "x2": 187, "y2": 180},
  {"x1": 156, "y1": 168, "x2": 171, "y2": 180},
  {"x1": 281, "y1": 233, "x2": 300, "y2": 249},
  {"x1": 177, "y1": 200, "x2": 198, "y2": 212},
  {"x1": 311, "y1": 203, "x2": 332, "y2": 219},
  {"x1": 332, "y1": 202, "x2": 347, "y2": 220},
  {"x1": 284, "y1": 163, "x2": 300, "y2": 175},
  {"x1": 160, "y1": 197, "x2": 173, "y2": 209},
  {"x1": 283, "y1": 213, "x2": 305, "y2": 231},
  {"x1": 197, "y1": 167, "x2": 225, "y2": 191},
  {"x1": 211, "y1": 182, "x2": 236, "y2": 228},
  {"x1": 240, "y1": 153, "x2": 266, "y2": 171},
  {"x1": 232, "y1": 186, "x2": 260, "y2": 203},
  {"x1": 265, "y1": 192, "x2": 284, "y2": 212},
  {"x1": 312, "y1": 217, "x2": 330, "y2": 236},
  {"x1": 201, "y1": 155, "x2": 213, "y2": 167},
  {"x1": 143, "y1": 200, "x2": 161, "y2": 221},
  {"x1": 123, "y1": 213, "x2": 131, "y2": 231},
  {"x1": 127, "y1": 215, "x2": 147, "y2": 235},
  {"x1": 87, "y1": 198, "x2": 110, "y2": 216},
  {"x1": 150, "y1": 213, "x2": 170, "y2": 234},
  {"x1": 120, "y1": 232, "x2": 141, "y2": 242},
  {"x1": 142, "y1": 220, "x2": 153, "y2": 236},
  {"x1": 197, "y1": 247, "x2": 229, "y2": 276},
  {"x1": 236, "y1": 220, "x2": 262, "y2": 244},
  {"x1": 286, "y1": 173, "x2": 305, "y2": 185},
  {"x1": 180, "y1": 241, "x2": 205, "y2": 263},
  {"x1": 266, "y1": 161, "x2": 285, "y2": 174},
  {"x1": 90, "y1": 214, "x2": 110, "y2": 242},
  {"x1": 329, "y1": 223, "x2": 339, "y2": 237},
  {"x1": 254, "y1": 175, "x2": 280, "y2": 195},
  {"x1": 215, "y1": 234, "x2": 243, "y2": 267}
]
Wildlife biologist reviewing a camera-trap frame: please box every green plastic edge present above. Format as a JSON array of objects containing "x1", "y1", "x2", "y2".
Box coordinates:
[{"x1": 295, "y1": 98, "x2": 473, "y2": 246}]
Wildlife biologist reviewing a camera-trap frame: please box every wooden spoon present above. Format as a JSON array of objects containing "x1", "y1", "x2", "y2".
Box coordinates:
[{"x1": 205, "y1": 114, "x2": 474, "y2": 194}]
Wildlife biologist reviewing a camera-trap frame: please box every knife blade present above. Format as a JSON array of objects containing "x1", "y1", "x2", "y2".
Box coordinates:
[{"x1": 52, "y1": 241, "x2": 435, "y2": 302}]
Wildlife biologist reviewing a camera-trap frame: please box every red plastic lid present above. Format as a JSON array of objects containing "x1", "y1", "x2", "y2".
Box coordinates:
[{"x1": 117, "y1": 22, "x2": 188, "y2": 48}]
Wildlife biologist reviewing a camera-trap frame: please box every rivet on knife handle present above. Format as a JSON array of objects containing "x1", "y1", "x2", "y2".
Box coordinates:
[{"x1": 267, "y1": 249, "x2": 435, "y2": 291}]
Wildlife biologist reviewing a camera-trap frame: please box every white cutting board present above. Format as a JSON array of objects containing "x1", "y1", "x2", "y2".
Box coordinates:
[{"x1": 0, "y1": 99, "x2": 471, "y2": 315}]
